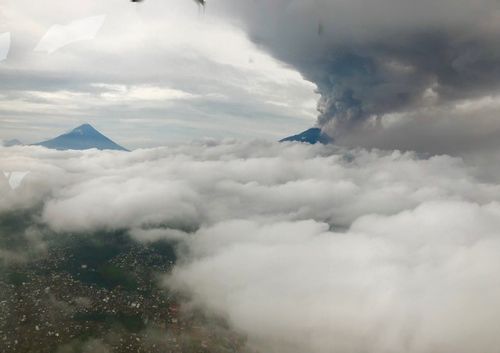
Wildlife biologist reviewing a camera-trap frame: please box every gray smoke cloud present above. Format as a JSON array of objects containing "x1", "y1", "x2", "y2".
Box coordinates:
[{"x1": 214, "y1": 0, "x2": 500, "y2": 151}]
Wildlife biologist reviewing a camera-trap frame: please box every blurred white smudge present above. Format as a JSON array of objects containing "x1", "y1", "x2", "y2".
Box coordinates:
[
  {"x1": 34, "y1": 15, "x2": 106, "y2": 54},
  {"x1": 2, "y1": 171, "x2": 30, "y2": 190},
  {"x1": 0, "y1": 33, "x2": 11, "y2": 62}
]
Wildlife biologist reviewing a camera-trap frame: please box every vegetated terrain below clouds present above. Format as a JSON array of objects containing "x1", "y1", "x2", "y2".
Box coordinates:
[{"x1": 3, "y1": 141, "x2": 500, "y2": 352}]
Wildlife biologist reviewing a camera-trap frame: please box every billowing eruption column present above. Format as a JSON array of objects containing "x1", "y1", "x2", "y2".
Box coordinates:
[{"x1": 217, "y1": 0, "x2": 500, "y2": 147}]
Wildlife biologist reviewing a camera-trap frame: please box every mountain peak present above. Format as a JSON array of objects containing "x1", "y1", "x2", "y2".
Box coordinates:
[
  {"x1": 74, "y1": 123, "x2": 95, "y2": 130},
  {"x1": 70, "y1": 123, "x2": 98, "y2": 135},
  {"x1": 34, "y1": 124, "x2": 128, "y2": 151},
  {"x1": 3, "y1": 139, "x2": 23, "y2": 147},
  {"x1": 280, "y1": 128, "x2": 333, "y2": 145}
]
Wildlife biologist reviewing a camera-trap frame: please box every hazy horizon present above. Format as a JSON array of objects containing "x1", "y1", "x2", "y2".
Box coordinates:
[{"x1": 0, "y1": 121, "x2": 307, "y2": 150}]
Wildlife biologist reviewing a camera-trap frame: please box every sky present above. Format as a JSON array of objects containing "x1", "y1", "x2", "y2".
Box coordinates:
[
  {"x1": 3, "y1": 0, "x2": 500, "y2": 155},
  {"x1": 0, "y1": 0, "x2": 318, "y2": 149}
]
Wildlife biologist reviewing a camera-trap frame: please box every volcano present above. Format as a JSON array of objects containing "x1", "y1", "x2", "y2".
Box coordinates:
[
  {"x1": 280, "y1": 128, "x2": 332, "y2": 144},
  {"x1": 34, "y1": 124, "x2": 128, "y2": 151}
]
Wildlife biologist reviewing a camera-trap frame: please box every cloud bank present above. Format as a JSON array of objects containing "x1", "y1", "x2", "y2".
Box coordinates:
[{"x1": 3, "y1": 142, "x2": 500, "y2": 352}]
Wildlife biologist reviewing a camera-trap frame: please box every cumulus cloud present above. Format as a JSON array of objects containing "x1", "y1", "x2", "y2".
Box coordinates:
[
  {"x1": 169, "y1": 203, "x2": 500, "y2": 353},
  {"x1": 4, "y1": 141, "x2": 499, "y2": 230},
  {"x1": 3, "y1": 141, "x2": 500, "y2": 352}
]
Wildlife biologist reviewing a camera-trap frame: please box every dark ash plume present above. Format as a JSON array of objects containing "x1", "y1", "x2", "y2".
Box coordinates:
[{"x1": 217, "y1": 0, "x2": 500, "y2": 146}]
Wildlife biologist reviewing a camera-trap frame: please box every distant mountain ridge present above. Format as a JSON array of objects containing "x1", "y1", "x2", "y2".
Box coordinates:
[
  {"x1": 3, "y1": 139, "x2": 23, "y2": 147},
  {"x1": 280, "y1": 128, "x2": 333, "y2": 144},
  {"x1": 34, "y1": 124, "x2": 128, "y2": 151}
]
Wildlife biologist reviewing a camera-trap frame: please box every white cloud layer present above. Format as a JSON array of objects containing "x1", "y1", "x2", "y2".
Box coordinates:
[{"x1": 3, "y1": 142, "x2": 500, "y2": 352}]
